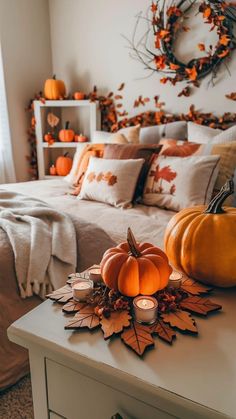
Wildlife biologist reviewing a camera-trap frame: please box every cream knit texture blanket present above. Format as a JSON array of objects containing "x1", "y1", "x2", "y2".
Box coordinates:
[{"x1": 0, "y1": 190, "x2": 76, "y2": 298}]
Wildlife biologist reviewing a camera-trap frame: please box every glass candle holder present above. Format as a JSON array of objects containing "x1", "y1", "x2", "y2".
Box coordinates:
[
  {"x1": 72, "y1": 279, "x2": 93, "y2": 302},
  {"x1": 133, "y1": 296, "x2": 158, "y2": 324},
  {"x1": 168, "y1": 270, "x2": 183, "y2": 289},
  {"x1": 88, "y1": 266, "x2": 102, "y2": 283}
]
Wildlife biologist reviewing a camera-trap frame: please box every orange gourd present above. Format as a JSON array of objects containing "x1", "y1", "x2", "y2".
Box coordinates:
[
  {"x1": 164, "y1": 180, "x2": 236, "y2": 287},
  {"x1": 101, "y1": 228, "x2": 172, "y2": 297},
  {"x1": 55, "y1": 153, "x2": 72, "y2": 176},
  {"x1": 73, "y1": 91, "x2": 85, "y2": 100},
  {"x1": 59, "y1": 121, "x2": 75, "y2": 142},
  {"x1": 49, "y1": 165, "x2": 57, "y2": 176},
  {"x1": 44, "y1": 75, "x2": 66, "y2": 100},
  {"x1": 75, "y1": 134, "x2": 88, "y2": 143}
]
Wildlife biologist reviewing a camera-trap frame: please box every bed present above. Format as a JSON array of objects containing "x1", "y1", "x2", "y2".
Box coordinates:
[{"x1": 0, "y1": 179, "x2": 174, "y2": 389}]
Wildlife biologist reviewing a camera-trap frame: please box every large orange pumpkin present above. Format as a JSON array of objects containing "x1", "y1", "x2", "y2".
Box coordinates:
[
  {"x1": 44, "y1": 75, "x2": 66, "y2": 100},
  {"x1": 55, "y1": 153, "x2": 73, "y2": 176},
  {"x1": 164, "y1": 180, "x2": 236, "y2": 287},
  {"x1": 59, "y1": 121, "x2": 75, "y2": 142},
  {"x1": 101, "y1": 228, "x2": 172, "y2": 297}
]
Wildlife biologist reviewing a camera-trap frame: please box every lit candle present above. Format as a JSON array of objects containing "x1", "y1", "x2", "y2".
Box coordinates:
[
  {"x1": 88, "y1": 266, "x2": 102, "y2": 283},
  {"x1": 72, "y1": 279, "x2": 93, "y2": 302},
  {"x1": 168, "y1": 270, "x2": 183, "y2": 289},
  {"x1": 133, "y1": 296, "x2": 158, "y2": 324}
]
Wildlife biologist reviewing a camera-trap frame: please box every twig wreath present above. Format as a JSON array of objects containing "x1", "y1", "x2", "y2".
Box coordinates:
[{"x1": 126, "y1": 0, "x2": 236, "y2": 86}]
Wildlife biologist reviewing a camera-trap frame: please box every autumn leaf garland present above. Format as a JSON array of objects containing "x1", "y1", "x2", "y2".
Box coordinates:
[{"x1": 47, "y1": 271, "x2": 222, "y2": 357}]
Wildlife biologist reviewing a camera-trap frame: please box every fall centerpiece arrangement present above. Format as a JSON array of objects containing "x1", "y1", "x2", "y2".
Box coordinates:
[{"x1": 47, "y1": 227, "x2": 223, "y2": 357}]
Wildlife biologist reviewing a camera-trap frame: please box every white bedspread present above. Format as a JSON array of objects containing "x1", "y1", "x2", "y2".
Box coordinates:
[{"x1": 0, "y1": 190, "x2": 76, "y2": 298}]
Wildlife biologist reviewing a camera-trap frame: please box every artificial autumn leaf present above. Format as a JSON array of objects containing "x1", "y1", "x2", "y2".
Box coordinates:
[
  {"x1": 114, "y1": 95, "x2": 123, "y2": 100},
  {"x1": 198, "y1": 43, "x2": 206, "y2": 51},
  {"x1": 155, "y1": 55, "x2": 166, "y2": 70},
  {"x1": 203, "y1": 7, "x2": 212, "y2": 19},
  {"x1": 47, "y1": 112, "x2": 60, "y2": 128},
  {"x1": 162, "y1": 310, "x2": 198, "y2": 333},
  {"x1": 46, "y1": 285, "x2": 73, "y2": 303},
  {"x1": 218, "y1": 49, "x2": 229, "y2": 58},
  {"x1": 180, "y1": 296, "x2": 222, "y2": 316},
  {"x1": 159, "y1": 30, "x2": 170, "y2": 39},
  {"x1": 182, "y1": 26, "x2": 190, "y2": 32},
  {"x1": 185, "y1": 67, "x2": 198, "y2": 81},
  {"x1": 170, "y1": 63, "x2": 180, "y2": 70},
  {"x1": 149, "y1": 319, "x2": 176, "y2": 344},
  {"x1": 62, "y1": 300, "x2": 89, "y2": 314},
  {"x1": 219, "y1": 35, "x2": 230, "y2": 46},
  {"x1": 151, "y1": 2, "x2": 157, "y2": 13},
  {"x1": 121, "y1": 321, "x2": 154, "y2": 356},
  {"x1": 181, "y1": 277, "x2": 212, "y2": 295},
  {"x1": 167, "y1": 6, "x2": 182, "y2": 17},
  {"x1": 226, "y1": 92, "x2": 236, "y2": 101},
  {"x1": 160, "y1": 77, "x2": 168, "y2": 84},
  {"x1": 100, "y1": 311, "x2": 131, "y2": 339},
  {"x1": 178, "y1": 86, "x2": 191, "y2": 97},
  {"x1": 118, "y1": 82, "x2": 125, "y2": 91},
  {"x1": 65, "y1": 305, "x2": 100, "y2": 330}
]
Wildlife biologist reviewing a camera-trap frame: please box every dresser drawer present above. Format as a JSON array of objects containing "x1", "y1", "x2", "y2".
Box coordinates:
[{"x1": 46, "y1": 359, "x2": 175, "y2": 419}]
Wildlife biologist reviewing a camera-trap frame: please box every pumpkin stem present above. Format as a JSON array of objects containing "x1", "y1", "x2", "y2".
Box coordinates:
[
  {"x1": 65, "y1": 121, "x2": 70, "y2": 129},
  {"x1": 64, "y1": 152, "x2": 69, "y2": 157},
  {"x1": 205, "y1": 179, "x2": 234, "y2": 214},
  {"x1": 52, "y1": 74, "x2": 56, "y2": 80},
  {"x1": 127, "y1": 227, "x2": 141, "y2": 258}
]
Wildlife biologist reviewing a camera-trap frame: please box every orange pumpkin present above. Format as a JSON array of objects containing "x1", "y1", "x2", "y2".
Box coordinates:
[
  {"x1": 164, "y1": 180, "x2": 236, "y2": 287},
  {"x1": 49, "y1": 165, "x2": 57, "y2": 176},
  {"x1": 73, "y1": 91, "x2": 85, "y2": 100},
  {"x1": 44, "y1": 75, "x2": 66, "y2": 100},
  {"x1": 55, "y1": 153, "x2": 73, "y2": 176},
  {"x1": 101, "y1": 228, "x2": 172, "y2": 297},
  {"x1": 59, "y1": 121, "x2": 75, "y2": 142},
  {"x1": 75, "y1": 134, "x2": 88, "y2": 143}
]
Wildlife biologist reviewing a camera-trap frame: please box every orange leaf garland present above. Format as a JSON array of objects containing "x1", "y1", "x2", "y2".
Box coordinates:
[
  {"x1": 100, "y1": 311, "x2": 131, "y2": 339},
  {"x1": 121, "y1": 321, "x2": 154, "y2": 356}
]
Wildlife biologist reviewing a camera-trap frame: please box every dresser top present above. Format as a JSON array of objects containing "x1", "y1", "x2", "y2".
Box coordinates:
[{"x1": 8, "y1": 287, "x2": 236, "y2": 418}]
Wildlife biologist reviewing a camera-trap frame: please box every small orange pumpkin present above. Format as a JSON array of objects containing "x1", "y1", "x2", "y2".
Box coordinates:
[
  {"x1": 164, "y1": 180, "x2": 236, "y2": 287},
  {"x1": 49, "y1": 165, "x2": 57, "y2": 176},
  {"x1": 59, "y1": 121, "x2": 75, "y2": 142},
  {"x1": 75, "y1": 134, "x2": 88, "y2": 143},
  {"x1": 55, "y1": 153, "x2": 73, "y2": 176},
  {"x1": 73, "y1": 91, "x2": 85, "y2": 100},
  {"x1": 101, "y1": 228, "x2": 172, "y2": 297},
  {"x1": 44, "y1": 75, "x2": 66, "y2": 100}
]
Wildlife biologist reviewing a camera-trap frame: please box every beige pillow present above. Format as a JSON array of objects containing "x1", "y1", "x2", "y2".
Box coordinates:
[
  {"x1": 110, "y1": 125, "x2": 140, "y2": 144},
  {"x1": 79, "y1": 156, "x2": 144, "y2": 208},
  {"x1": 109, "y1": 133, "x2": 128, "y2": 144},
  {"x1": 64, "y1": 145, "x2": 86, "y2": 184},
  {"x1": 143, "y1": 154, "x2": 220, "y2": 212},
  {"x1": 211, "y1": 142, "x2": 236, "y2": 200},
  {"x1": 188, "y1": 122, "x2": 236, "y2": 145}
]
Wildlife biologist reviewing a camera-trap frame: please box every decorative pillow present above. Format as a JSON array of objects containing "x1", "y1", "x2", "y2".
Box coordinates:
[
  {"x1": 79, "y1": 157, "x2": 144, "y2": 208},
  {"x1": 64, "y1": 146, "x2": 86, "y2": 185},
  {"x1": 188, "y1": 122, "x2": 236, "y2": 145},
  {"x1": 72, "y1": 144, "x2": 104, "y2": 195},
  {"x1": 140, "y1": 121, "x2": 187, "y2": 144},
  {"x1": 92, "y1": 125, "x2": 140, "y2": 144},
  {"x1": 143, "y1": 155, "x2": 220, "y2": 212},
  {"x1": 159, "y1": 138, "x2": 236, "y2": 205},
  {"x1": 103, "y1": 143, "x2": 162, "y2": 201}
]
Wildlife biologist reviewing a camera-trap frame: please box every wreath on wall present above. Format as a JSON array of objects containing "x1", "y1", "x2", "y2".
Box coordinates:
[{"x1": 127, "y1": 0, "x2": 236, "y2": 86}]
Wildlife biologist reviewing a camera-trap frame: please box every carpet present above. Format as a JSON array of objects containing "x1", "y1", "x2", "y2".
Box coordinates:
[{"x1": 0, "y1": 375, "x2": 33, "y2": 419}]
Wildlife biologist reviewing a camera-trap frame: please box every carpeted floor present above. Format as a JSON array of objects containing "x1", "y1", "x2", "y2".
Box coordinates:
[{"x1": 0, "y1": 375, "x2": 33, "y2": 419}]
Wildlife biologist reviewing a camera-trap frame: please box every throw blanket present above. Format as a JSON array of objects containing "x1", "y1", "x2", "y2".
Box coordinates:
[{"x1": 0, "y1": 190, "x2": 76, "y2": 298}]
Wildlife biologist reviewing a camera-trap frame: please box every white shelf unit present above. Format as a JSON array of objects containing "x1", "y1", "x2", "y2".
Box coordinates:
[{"x1": 34, "y1": 100, "x2": 100, "y2": 180}]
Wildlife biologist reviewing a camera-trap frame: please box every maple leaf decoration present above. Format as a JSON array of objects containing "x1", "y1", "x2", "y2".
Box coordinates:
[
  {"x1": 178, "y1": 87, "x2": 191, "y2": 98},
  {"x1": 181, "y1": 277, "x2": 212, "y2": 295},
  {"x1": 150, "y1": 165, "x2": 177, "y2": 183},
  {"x1": 162, "y1": 310, "x2": 198, "y2": 333},
  {"x1": 100, "y1": 311, "x2": 131, "y2": 339},
  {"x1": 47, "y1": 112, "x2": 60, "y2": 128},
  {"x1": 150, "y1": 319, "x2": 176, "y2": 344},
  {"x1": 65, "y1": 305, "x2": 100, "y2": 330},
  {"x1": 46, "y1": 285, "x2": 73, "y2": 303},
  {"x1": 121, "y1": 321, "x2": 154, "y2": 356},
  {"x1": 180, "y1": 296, "x2": 222, "y2": 316},
  {"x1": 226, "y1": 92, "x2": 236, "y2": 101}
]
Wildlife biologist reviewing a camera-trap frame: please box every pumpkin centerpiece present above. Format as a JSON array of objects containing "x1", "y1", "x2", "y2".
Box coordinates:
[
  {"x1": 101, "y1": 228, "x2": 172, "y2": 297},
  {"x1": 59, "y1": 121, "x2": 75, "y2": 142},
  {"x1": 44, "y1": 75, "x2": 66, "y2": 100},
  {"x1": 164, "y1": 180, "x2": 236, "y2": 288},
  {"x1": 55, "y1": 153, "x2": 72, "y2": 176}
]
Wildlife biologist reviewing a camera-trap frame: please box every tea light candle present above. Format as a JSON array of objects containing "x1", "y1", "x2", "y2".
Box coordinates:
[
  {"x1": 168, "y1": 270, "x2": 183, "y2": 288},
  {"x1": 72, "y1": 279, "x2": 93, "y2": 302},
  {"x1": 133, "y1": 296, "x2": 158, "y2": 324},
  {"x1": 88, "y1": 266, "x2": 102, "y2": 283}
]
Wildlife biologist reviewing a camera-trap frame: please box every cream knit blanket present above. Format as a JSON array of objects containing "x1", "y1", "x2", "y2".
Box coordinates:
[{"x1": 0, "y1": 190, "x2": 76, "y2": 298}]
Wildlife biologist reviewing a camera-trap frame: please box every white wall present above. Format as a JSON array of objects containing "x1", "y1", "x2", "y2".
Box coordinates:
[
  {"x1": 49, "y1": 0, "x2": 236, "y2": 119},
  {"x1": 0, "y1": 0, "x2": 52, "y2": 181}
]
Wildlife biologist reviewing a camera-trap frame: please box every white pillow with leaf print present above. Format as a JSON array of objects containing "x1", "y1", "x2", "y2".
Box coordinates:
[
  {"x1": 79, "y1": 156, "x2": 144, "y2": 208},
  {"x1": 143, "y1": 154, "x2": 220, "y2": 212}
]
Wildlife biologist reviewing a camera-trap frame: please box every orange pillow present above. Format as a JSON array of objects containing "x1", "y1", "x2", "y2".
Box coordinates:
[{"x1": 72, "y1": 144, "x2": 104, "y2": 195}]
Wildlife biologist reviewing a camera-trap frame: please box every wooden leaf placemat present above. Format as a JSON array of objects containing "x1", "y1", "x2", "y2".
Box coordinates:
[{"x1": 46, "y1": 271, "x2": 222, "y2": 357}]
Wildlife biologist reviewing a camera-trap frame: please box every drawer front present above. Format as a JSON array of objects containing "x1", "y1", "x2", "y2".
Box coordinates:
[{"x1": 46, "y1": 359, "x2": 175, "y2": 419}]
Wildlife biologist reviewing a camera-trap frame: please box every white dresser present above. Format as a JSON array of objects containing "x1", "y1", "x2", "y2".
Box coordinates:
[{"x1": 8, "y1": 287, "x2": 236, "y2": 419}]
